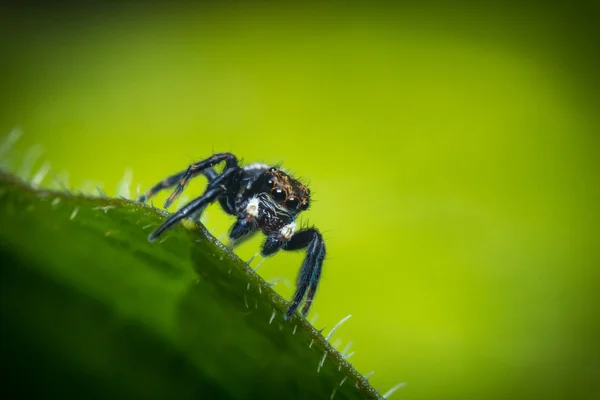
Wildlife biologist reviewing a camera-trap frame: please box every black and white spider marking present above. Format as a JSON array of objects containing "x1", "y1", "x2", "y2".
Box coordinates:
[{"x1": 138, "y1": 153, "x2": 325, "y2": 320}]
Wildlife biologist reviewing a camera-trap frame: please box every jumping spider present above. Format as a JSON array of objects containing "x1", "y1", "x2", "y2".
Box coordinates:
[{"x1": 138, "y1": 153, "x2": 325, "y2": 320}]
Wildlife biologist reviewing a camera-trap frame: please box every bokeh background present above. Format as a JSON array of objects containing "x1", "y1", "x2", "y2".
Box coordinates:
[{"x1": 1, "y1": 1, "x2": 599, "y2": 399}]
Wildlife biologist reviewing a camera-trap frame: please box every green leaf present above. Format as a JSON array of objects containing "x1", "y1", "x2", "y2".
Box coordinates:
[{"x1": 0, "y1": 171, "x2": 381, "y2": 400}]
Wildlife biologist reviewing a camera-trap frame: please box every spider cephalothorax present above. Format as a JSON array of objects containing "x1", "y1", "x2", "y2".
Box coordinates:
[
  {"x1": 266, "y1": 168, "x2": 311, "y2": 212},
  {"x1": 138, "y1": 153, "x2": 325, "y2": 319}
]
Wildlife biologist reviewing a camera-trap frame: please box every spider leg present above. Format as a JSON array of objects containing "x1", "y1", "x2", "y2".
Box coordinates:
[
  {"x1": 228, "y1": 216, "x2": 259, "y2": 248},
  {"x1": 226, "y1": 191, "x2": 270, "y2": 249},
  {"x1": 261, "y1": 228, "x2": 326, "y2": 320},
  {"x1": 138, "y1": 152, "x2": 237, "y2": 208},
  {"x1": 163, "y1": 153, "x2": 238, "y2": 209},
  {"x1": 148, "y1": 187, "x2": 224, "y2": 241},
  {"x1": 137, "y1": 167, "x2": 218, "y2": 204},
  {"x1": 203, "y1": 168, "x2": 220, "y2": 181},
  {"x1": 148, "y1": 167, "x2": 237, "y2": 241}
]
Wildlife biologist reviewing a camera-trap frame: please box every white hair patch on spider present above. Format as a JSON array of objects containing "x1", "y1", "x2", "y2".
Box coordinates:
[
  {"x1": 245, "y1": 197, "x2": 260, "y2": 217},
  {"x1": 280, "y1": 222, "x2": 297, "y2": 240},
  {"x1": 243, "y1": 163, "x2": 271, "y2": 171}
]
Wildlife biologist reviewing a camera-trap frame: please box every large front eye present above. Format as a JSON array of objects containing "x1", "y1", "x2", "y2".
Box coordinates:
[
  {"x1": 286, "y1": 197, "x2": 299, "y2": 210},
  {"x1": 271, "y1": 188, "x2": 287, "y2": 202}
]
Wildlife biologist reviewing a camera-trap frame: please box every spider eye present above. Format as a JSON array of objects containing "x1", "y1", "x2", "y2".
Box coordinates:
[
  {"x1": 271, "y1": 188, "x2": 287, "y2": 202},
  {"x1": 300, "y1": 201, "x2": 309, "y2": 210},
  {"x1": 286, "y1": 197, "x2": 299, "y2": 210}
]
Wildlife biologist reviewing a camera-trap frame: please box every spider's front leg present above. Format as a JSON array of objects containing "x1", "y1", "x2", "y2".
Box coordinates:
[
  {"x1": 262, "y1": 227, "x2": 326, "y2": 320},
  {"x1": 136, "y1": 168, "x2": 218, "y2": 204},
  {"x1": 138, "y1": 152, "x2": 238, "y2": 208},
  {"x1": 148, "y1": 167, "x2": 238, "y2": 241},
  {"x1": 226, "y1": 209, "x2": 260, "y2": 250}
]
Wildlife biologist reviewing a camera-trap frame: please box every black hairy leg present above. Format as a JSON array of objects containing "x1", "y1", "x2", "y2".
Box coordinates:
[
  {"x1": 228, "y1": 216, "x2": 260, "y2": 248},
  {"x1": 261, "y1": 228, "x2": 326, "y2": 320},
  {"x1": 137, "y1": 167, "x2": 218, "y2": 204},
  {"x1": 138, "y1": 152, "x2": 237, "y2": 208},
  {"x1": 148, "y1": 167, "x2": 238, "y2": 241}
]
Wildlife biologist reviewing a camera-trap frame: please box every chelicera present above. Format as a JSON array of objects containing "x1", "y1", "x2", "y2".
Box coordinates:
[{"x1": 138, "y1": 153, "x2": 325, "y2": 319}]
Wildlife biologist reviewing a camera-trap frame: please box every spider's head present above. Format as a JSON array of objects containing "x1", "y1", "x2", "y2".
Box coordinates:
[{"x1": 265, "y1": 167, "x2": 310, "y2": 214}]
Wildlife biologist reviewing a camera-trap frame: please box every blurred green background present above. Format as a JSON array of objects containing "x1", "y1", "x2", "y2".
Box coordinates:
[{"x1": 1, "y1": 2, "x2": 599, "y2": 399}]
